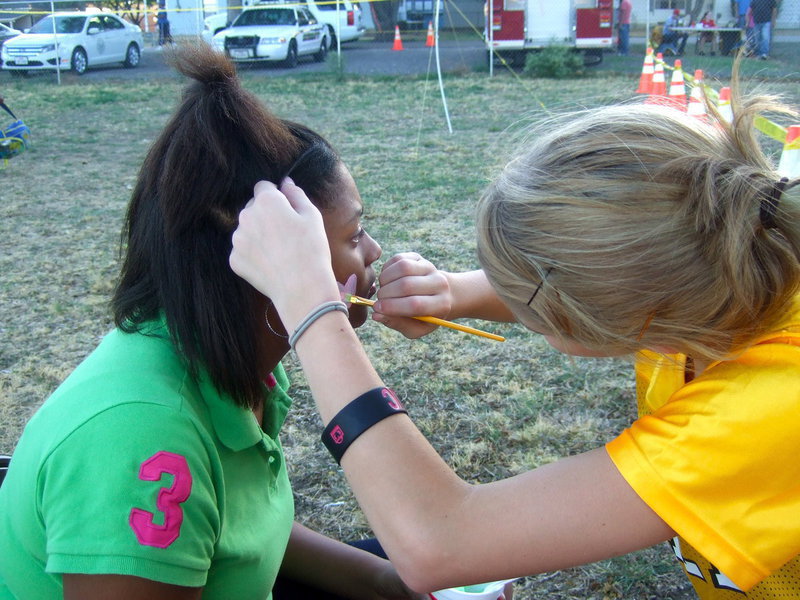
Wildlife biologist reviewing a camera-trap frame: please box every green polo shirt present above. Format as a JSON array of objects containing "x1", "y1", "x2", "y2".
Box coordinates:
[{"x1": 0, "y1": 321, "x2": 294, "y2": 600}]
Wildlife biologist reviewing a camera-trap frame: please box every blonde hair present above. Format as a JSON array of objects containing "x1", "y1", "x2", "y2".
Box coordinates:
[{"x1": 476, "y1": 84, "x2": 800, "y2": 361}]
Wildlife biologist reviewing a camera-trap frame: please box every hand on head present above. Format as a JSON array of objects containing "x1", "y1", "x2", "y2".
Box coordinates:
[
  {"x1": 373, "y1": 252, "x2": 453, "y2": 338},
  {"x1": 230, "y1": 178, "x2": 340, "y2": 331}
]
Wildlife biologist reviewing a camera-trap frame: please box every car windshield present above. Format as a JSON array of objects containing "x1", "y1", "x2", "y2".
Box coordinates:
[
  {"x1": 29, "y1": 15, "x2": 86, "y2": 34},
  {"x1": 312, "y1": 0, "x2": 345, "y2": 11},
  {"x1": 234, "y1": 8, "x2": 295, "y2": 26}
]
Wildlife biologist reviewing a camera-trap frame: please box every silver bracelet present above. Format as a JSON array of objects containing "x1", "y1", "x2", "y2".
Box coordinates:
[{"x1": 289, "y1": 300, "x2": 349, "y2": 350}]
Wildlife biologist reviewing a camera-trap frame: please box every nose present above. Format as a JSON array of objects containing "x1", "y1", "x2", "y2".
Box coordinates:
[{"x1": 365, "y1": 233, "x2": 382, "y2": 265}]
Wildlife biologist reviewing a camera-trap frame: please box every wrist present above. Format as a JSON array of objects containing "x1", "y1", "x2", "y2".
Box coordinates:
[
  {"x1": 289, "y1": 300, "x2": 350, "y2": 351},
  {"x1": 272, "y1": 284, "x2": 341, "y2": 335}
]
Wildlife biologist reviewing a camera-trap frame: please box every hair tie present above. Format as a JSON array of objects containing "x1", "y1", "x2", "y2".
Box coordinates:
[{"x1": 759, "y1": 177, "x2": 789, "y2": 229}]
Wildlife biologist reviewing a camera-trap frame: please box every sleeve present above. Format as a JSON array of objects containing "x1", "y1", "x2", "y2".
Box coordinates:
[
  {"x1": 606, "y1": 344, "x2": 800, "y2": 591},
  {"x1": 39, "y1": 402, "x2": 222, "y2": 588}
]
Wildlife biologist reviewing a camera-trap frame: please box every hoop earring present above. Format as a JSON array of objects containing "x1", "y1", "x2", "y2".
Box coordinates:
[{"x1": 265, "y1": 301, "x2": 288, "y2": 339}]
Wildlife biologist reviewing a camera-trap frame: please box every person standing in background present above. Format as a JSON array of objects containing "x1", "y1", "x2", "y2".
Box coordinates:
[
  {"x1": 750, "y1": 0, "x2": 777, "y2": 59},
  {"x1": 733, "y1": 0, "x2": 753, "y2": 53},
  {"x1": 157, "y1": 2, "x2": 173, "y2": 46},
  {"x1": 617, "y1": 0, "x2": 632, "y2": 56}
]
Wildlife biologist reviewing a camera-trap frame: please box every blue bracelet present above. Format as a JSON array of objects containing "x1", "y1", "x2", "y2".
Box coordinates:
[{"x1": 322, "y1": 387, "x2": 408, "y2": 464}]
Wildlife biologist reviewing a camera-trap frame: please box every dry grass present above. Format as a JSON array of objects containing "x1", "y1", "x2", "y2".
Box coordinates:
[{"x1": 2, "y1": 65, "x2": 799, "y2": 598}]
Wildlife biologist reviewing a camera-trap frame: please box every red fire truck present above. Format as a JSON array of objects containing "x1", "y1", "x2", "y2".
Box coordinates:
[{"x1": 485, "y1": 0, "x2": 615, "y2": 66}]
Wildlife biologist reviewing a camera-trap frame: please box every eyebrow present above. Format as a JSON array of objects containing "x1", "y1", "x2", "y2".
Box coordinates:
[{"x1": 347, "y1": 206, "x2": 364, "y2": 226}]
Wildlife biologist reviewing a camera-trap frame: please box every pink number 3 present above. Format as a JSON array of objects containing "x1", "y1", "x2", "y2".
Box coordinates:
[{"x1": 129, "y1": 451, "x2": 193, "y2": 548}]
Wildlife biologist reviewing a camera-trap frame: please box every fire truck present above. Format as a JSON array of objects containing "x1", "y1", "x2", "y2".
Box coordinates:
[{"x1": 485, "y1": 0, "x2": 615, "y2": 66}]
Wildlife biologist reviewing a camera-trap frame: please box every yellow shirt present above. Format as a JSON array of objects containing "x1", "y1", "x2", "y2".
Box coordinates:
[{"x1": 606, "y1": 296, "x2": 800, "y2": 598}]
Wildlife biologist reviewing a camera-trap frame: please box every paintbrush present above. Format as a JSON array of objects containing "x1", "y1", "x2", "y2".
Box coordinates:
[{"x1": 345, "y1": 294, "x2": 505, "y2": 342}]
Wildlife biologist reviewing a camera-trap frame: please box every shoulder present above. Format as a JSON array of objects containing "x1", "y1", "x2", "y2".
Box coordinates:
[{"x1": 24, "y1": 327, "x2": 215, "y2": 464}]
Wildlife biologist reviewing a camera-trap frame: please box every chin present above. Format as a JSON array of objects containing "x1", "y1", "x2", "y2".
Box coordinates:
[{"x1": 349, "y1": 306, "x2": 369, "y2": 329}]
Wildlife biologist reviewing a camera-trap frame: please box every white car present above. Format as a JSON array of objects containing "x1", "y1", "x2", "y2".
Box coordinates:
[
  {"x1": 212, "y1": 6, "x2": 329, "y2": 67},
  {"x1": 297, "y1": 0, "x2": 364, "y2": 46},
  {"x1": 1, "y1": 12, "x2": 143, "y2": 76},
  {"x1": 203, "y1": 12, "x2": 231, "y2": 39}
]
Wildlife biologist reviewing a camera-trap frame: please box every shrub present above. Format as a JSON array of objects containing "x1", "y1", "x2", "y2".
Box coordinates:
[{"x1": 523, "y1": 45, "x2": 586, "y2": 78}]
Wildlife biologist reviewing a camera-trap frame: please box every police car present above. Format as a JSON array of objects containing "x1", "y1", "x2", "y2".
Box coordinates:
[{"x1": 212, "y1": 5, "x2": 329, "y2": 67}]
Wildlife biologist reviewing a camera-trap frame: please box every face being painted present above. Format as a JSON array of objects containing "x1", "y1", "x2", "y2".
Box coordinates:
[{"x1": 321, "y1": 163, "x2": 382, "y2": 328}]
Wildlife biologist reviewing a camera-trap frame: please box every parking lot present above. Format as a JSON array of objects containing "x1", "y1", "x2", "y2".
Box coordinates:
[{"x1": 0, "y1": 38, "x2": 488, "y2": 81}]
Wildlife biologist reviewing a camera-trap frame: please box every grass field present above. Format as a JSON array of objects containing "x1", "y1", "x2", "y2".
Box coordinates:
[{"x1": 1, "y1": 59, "x2": 799, "y2": 599}]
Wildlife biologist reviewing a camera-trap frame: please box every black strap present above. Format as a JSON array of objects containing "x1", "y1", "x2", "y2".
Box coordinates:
[
  {"x1": 321, "y1": 387, "x2": 407, "y2": 464},
  {"x1": 0, "y1": 102, "x2": 18, "y2": 121}
]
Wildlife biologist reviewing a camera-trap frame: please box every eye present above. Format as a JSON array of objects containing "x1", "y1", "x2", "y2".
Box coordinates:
[{"x1": 351, "y1": 225, "x2": 365, "y2": 244}]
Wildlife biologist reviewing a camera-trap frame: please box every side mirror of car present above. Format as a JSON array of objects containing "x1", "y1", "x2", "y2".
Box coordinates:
[{"x1": 88, "y1": 26, "x2": 101, "y2": 35}]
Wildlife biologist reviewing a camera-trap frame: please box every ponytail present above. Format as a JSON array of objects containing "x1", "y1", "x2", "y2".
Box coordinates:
[
  {"x1": 477, "y1": 71, "x2": 800, "y2": 360},
  {"x1": 114, "y1": 43, "x2": 301, "y2": 407}
]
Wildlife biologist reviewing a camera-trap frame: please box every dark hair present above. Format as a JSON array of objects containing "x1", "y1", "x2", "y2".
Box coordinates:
[{"x1": 113, "y1": 44, "x2": 344, "y2": 407}]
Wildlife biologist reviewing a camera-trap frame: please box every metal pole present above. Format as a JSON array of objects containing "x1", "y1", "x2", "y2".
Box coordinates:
[
  {"x1": 488, "y1": 0, "x2": 493, "y2": 76},
  {"x1": 433, "y1": 0, "x2": 452, "y2": 133},
  {"x1": 336, "y1": 0, "x2": 342, "y2": 64},
  {"x1": 51, "y1": 0, "x2": 60, "y2": 85}
]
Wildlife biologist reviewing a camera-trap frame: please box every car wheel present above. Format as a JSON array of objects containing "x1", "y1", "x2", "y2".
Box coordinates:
[
  {"x1": 327, "y1": 25, "x2": 337, "y2": 48},
  {"x1": 283, "y1": 41, "x2": 298, "y2": 68},
  {"x1": 71, "y1": 47, "x2": 87, "y2": 75},
  {"x1": 314, "y1": 36, "x2": 328, "y2": 62},
  {"x1": 123, "y1": 43, "x2": 140, "y2": 68}
]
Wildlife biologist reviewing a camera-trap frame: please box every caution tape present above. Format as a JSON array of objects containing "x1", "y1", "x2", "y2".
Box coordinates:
[{"x1": 0, "y1": 0, "x2": 399, "y2": 17}]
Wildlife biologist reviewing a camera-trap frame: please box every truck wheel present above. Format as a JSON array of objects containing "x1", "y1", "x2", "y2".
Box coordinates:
[{"x1": 583, "y1": 48, "x2": 603, "y2": 66}]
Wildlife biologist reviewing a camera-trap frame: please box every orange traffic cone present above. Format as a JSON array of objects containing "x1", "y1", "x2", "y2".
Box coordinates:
[
  {"x1": 426, "y1": 21, "x2": 435, "y2": 47},
  {"x1": 645, "y1": 53, "x2": 667, "y2": 105},
  {"x1": 778, "y1": 125, "x2": 800, "y2": 178},
  {"x1": 667, "y1": 59, "x2": 687, "y2": 110},
  {"x1": 687, "y1": 69, "x2": 708, "y2": 122},
  {"x1": 717, "y1": 86, "x2": 733, "y2": 123},
  {"x1": 635, "y1": 47, "x2": 654, "y2": 94},
  {"x1": 392, "y1": 25, "x2": 404, "y2": 51}
]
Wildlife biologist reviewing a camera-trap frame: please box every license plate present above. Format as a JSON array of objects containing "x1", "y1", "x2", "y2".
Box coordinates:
[
  {"x1": 229, "y1": 49, "x2": 251, "y2": 59},
  {"x1": 16, "y1": 56, "x2": 28, "y2": 65}
]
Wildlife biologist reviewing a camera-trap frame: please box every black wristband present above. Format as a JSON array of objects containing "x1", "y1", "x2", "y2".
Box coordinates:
[{"x1": 321, "y1": 387, "x2": 407, "y2": 464}]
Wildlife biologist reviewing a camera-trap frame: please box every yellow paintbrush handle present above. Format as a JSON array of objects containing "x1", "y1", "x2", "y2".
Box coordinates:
[
  {"x1": 412, "y1": 315, "x2": 506, "y2": 342},
  {"x1": 346, "y1": 295, "x2": 505, "y2": 342}
]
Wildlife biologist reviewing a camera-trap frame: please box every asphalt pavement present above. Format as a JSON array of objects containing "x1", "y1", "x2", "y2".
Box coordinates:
[{"x1": 0, "y1": 39, "x2": 489, "y2": 82}]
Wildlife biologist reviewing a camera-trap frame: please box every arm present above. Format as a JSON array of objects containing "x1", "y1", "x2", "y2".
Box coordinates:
[
  {"x1": 280, "y1": 522, "x2": 423, "y2": 599},
  {"x1": 372, "y1": 253, "x2": 516, "y2": 339},
  {"x1": 230, "y1": 181, "x2": 674, "y2": 591},
  {"x1": 64, "y1": 575, "x2": 201, "y2": 600}
]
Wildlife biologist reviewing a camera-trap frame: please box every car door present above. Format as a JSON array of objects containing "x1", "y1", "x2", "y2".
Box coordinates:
[
  {"x1": 98, "y1": 15, "x2": 127, "y2": 62},
  {"x1": 83, "y1": 16, "x2": 105, "y2": 64},
  {"x1": 296, "y1": 8, "x2": 321, "y2": 54}
]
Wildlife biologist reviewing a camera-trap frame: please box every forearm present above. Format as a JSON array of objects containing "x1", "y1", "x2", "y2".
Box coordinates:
[
  {"x1": 292, "y1": 314, "x2": 472, "y2": 589},
  {"x1": 280, "y1": 522, "x2": 392, "y2": 599},
  {"x1": 444, "y1": 270, "x2": 516, "y2": 322}
]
